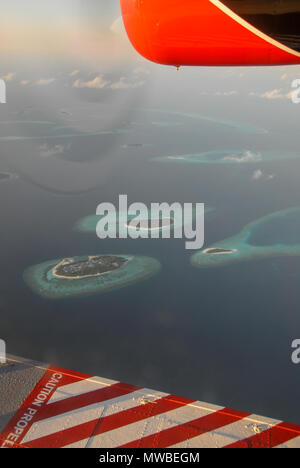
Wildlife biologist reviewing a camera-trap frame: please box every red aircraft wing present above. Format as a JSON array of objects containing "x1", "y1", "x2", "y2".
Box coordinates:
[{"x1": 120, "y1": 0, "x2": 300, "y2": 66}]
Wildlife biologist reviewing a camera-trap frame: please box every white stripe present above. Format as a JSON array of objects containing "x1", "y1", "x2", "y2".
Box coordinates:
[
  {"x1": 275, "y1": 435, "x2": 300, "y2": 448},
  {"x1": 22, "y1": 389, "x2": 167, "y2": 445},
  {"x1": 65, "y1": 402, "x2": 224, "y2": 448},
  {"x1": 171, "y1": 417, "x2": 279, "y2": 448},
  {"x1": 47, "y1": 376, "x2": 116, "y2": 404},
  {"x1": 210, "y1": 0, "x2": 300, "y2": 58},
  {"x1": 170, "y1": 413, "x2": 281, "y2": 448}
]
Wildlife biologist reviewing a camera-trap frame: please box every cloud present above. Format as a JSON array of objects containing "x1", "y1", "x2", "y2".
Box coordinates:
[
  {"x1": 252, "y1": 169, "x2": 263, "y2": 180},
  {"x1": 251, "y1": 169, "x2": 275, "y2": 181},
  {"x1": 20, "y1": 80, "x2": 30, "y2": 86},
  {"x1": 0, "y1": 72, "x2": 16, "y2": 81},
  {"x1": 193, "y1": 90, "x2": 239, "y2": 97},
  {"x1": 36, "y1": 78, "x2": 56, "y2": 86},
  {"x1": 250, "y1": 88, "x2": 293, "y2": 100},
  {"x1": 223, "y1": 151, "x2": 262, "y2": 163},
  {"x1": 214, "y1": 91, "x2": 238, "y2": 96},
  {"x1": 70, "y1": 70, "x2": 79, "y2": 77},
  {"x1": 261, "y1": 89, "x2": 286, "y2": 100},
  {"x1": 109, "y1": 76, "x2": 145, "y2": 89},
  {"x1": 39, "y1": 143, "x2": 71, "y2": 158},
  {"x1": 73, "y1": 75, "x2": 110, "y2": 89},
  {"x1": 133, "y1": 66, "x2": 150, "y2": 75},
  {"x1": 73, "y1": 74, "x2": 145, "y2": 90}
]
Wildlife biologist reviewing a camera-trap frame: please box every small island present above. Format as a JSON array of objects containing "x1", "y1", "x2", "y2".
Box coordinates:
[
  {"x1": 52, "y1": 256, "x2": 129, "y2": 279},
  {"x1": 126, "y1": 218, "x2": 174, "y2": 232},
  {"x1": 191, "y1": 206, "x2": 300, "y2": 269},
  {"x1": 24, "y1": 254, "x2": 161, "y2": 299},
  {"x1": 75, "y1": 207, "x2": 215, "y2": 236},
  {"x1": 203, "y1": 248, "x2": 237, "y2": 255},
  {"x1": 75, "y1": 212, "x2": 177, "y2": 235}
]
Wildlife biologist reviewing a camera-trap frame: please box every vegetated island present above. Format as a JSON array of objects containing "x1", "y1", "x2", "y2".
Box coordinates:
[
  {"x1": 191, "y1": 206, "x2": 300, "y2": 269},
  {"x1": 52, "y1": 256, "x2": 129, "y2": 279},
  {"x1": 24, "y1": 254, "x2": 161, "y2": 299},
  {"x1": 203, "y1": 248, "x2": 237, "y2": 255}
]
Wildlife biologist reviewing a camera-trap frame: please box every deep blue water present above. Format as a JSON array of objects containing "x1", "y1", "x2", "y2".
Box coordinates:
[{"x1": 1, "y1": 68, "x2": 300, "y2": 427}]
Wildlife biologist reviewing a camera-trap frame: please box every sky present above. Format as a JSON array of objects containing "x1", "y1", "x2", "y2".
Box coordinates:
[
  {"x1": 1, "y1": 0, "x2": 300, "y2": 197},
  {"x1": 0, "y1": 0, "x2": 131, "y2": 59},
  {"x1": 0, "y1": 0, "x2": 299, "y2": 96}
]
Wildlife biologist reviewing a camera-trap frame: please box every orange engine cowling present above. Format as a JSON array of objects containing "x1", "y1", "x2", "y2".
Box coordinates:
[{"x1": 120, "y1": 0, "x2": 300, "y2": 66}]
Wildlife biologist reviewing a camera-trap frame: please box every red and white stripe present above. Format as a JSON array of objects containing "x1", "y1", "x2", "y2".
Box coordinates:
[{"x1": 1, "y1": 366, "x2": 300, "y2": 448}]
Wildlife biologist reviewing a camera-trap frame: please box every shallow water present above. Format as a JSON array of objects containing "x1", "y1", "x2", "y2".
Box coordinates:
[{"x1": 249, "y1": 210, "x2": 300, "y2": 246}]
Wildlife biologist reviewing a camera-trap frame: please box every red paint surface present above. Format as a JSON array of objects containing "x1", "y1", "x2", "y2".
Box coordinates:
[
  {"x1": 120, "y1": 408, "x2": 250, "y2": 448},
  {"x1": 0, "y1": 366, "x2": 87, "y2": 448},
  {"x1": 225, "y1": 422, "x2": 300, "y2": 448},
  {"x1": 26, "y1": 394, "x2": 194, "y2": 448},
  {"x1": 120, "y1": 0, "x2": 300, "y2": 66},
  {"x1": 1, "y1": 363, "x2": 300, "y2": 448}
]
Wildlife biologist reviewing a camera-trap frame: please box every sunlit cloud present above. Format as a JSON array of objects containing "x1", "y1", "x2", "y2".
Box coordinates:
[
  {"x1": 72, "y1": 74, "x2": 146, "y2": 90},
  {"x1": 252, "y1": 169, "x2": 275, "y2": 181},
  {"x1": 223, "y1": 151, "x2": 262, "y2": 163},
  {"x1": 73, "y1": 75, "x2": 110, "y2": 89},
  {"x1": 133, "y1": 66, "x2": 151, "y2": 75},
  {"x1": 109, "y1": 76, "x2": 145, "y2": 89},
  {"x1": 214, "y1": 90, "x2": 238, "y2": 96},
  {"x1": 36, "y1": 78, "x2": 56, "y2": 86},
  {"x1": 250, "y1": 89, "x2": 293, "y2": 100},
  {"x1": 252, "y1": 169, "x2": 263, "y2": 180},
  {"x1": 0, "y1": 72, "x2": 16, "y2": 81}
]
